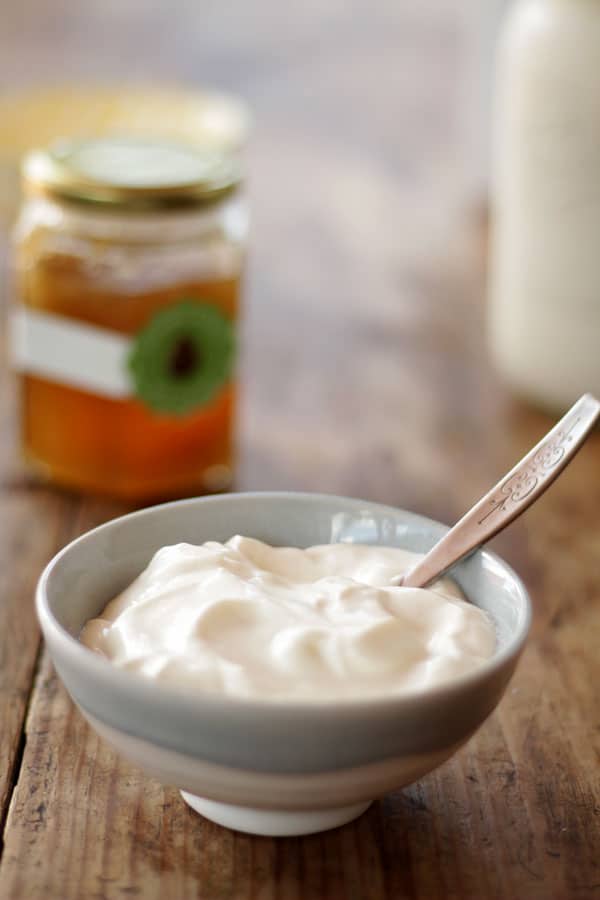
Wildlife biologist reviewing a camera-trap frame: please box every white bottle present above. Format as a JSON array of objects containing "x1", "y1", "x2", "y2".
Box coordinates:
[{"x1": 489, "y1": 0, "x2": 600, "y2": 412}]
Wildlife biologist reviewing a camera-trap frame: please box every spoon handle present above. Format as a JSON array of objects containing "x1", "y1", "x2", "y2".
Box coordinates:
[{"x1": 400, "y1": 393, "x2": 600, "y2": 589}]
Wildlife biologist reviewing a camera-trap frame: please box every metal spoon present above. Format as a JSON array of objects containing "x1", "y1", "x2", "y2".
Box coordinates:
[{"x1": 396, "y1": 393, "x2": 600, "y2": 589}]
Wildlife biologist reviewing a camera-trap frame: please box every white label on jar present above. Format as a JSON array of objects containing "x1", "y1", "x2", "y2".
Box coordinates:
[
  {"x1": 10, "y1": 307, "x2": 133, "y2": 398},
  {"x1": 11, "y1": 301, "x2": 236, "y2": 416}
]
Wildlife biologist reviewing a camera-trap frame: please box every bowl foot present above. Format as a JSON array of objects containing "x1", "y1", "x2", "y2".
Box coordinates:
[{"x1": 180, "y1": 792, "x2": 372, "y2": 836}]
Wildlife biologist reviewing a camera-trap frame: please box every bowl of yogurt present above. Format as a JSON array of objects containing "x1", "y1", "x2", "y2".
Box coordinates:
[{"x1": 36, "y1": 492, "x2": 531, "y2": 836}]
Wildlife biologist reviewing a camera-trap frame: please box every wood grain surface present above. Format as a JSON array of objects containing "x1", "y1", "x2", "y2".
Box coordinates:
[{"x1": 1, "y1": 2, "x2": 599, "y2": 898}]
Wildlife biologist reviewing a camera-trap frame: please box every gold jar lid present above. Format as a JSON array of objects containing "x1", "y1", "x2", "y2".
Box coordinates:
[{"x1": 22, "y1": 137, "x2": 242, "y2": 210}]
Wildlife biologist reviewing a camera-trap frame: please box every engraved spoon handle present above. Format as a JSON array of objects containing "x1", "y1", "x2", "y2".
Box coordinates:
[{"x1": 399, "y1": 394, "x2": 600, "y2": 589}]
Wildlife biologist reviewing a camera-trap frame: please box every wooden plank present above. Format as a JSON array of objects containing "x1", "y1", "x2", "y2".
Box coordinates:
[
  {"x1": 0, "y1": 273, "x2": 80, "y2": 834},
  {"x1": 0, "y1": 498, "x2": 126, "y2": 862},
  {"x1": 0, "y1": 489, "x2": 75, "y2": 829}
]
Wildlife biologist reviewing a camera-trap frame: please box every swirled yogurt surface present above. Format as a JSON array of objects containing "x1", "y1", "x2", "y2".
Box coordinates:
[{"x1": 80, "y1": 536, "x2": 496, "y2": 700}]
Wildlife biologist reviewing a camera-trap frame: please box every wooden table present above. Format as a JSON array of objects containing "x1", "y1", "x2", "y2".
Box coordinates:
[{"x1": 1, "y1": 3, "x2": 599, "y2": 898}]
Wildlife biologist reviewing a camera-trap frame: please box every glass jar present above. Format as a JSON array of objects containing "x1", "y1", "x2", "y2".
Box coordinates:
[
  {"x1": 11, "y1": 137, "x2": 247, "y2": 500},
  {"x1": 489, "y1": 0, "x2": 600, "y2": 412}
]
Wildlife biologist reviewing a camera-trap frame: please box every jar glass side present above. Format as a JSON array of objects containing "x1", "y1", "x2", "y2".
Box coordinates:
[{"x1": 13, "y1": 192, "x2": 247, "y2": 500}]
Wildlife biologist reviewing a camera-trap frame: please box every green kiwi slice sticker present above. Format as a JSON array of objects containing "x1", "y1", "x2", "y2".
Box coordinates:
[{"x1": 128, "y1": 300, "x2": 234, "y2": 415}]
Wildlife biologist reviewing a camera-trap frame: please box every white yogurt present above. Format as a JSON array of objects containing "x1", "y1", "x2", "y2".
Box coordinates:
[{"x1": 80, "y1": 537, "x2": 496, "y2": 701}]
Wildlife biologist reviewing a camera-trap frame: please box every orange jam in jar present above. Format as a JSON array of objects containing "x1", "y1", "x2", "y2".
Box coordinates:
[{"x1": 12, "y1": 138, "x2": 246, "y2": 501}]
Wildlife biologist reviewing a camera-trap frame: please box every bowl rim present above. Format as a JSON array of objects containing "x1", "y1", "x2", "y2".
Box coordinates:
[{"x1": 36, "y1": 490, "x2": 532, "y2": 718}]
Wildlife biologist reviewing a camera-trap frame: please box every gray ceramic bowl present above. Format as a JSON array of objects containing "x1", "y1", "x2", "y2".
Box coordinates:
[{"x1": 36, "y1": 492, "x2": 531, "y2": 836}]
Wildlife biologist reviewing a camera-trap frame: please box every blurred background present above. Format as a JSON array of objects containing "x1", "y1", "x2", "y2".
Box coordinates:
[{"x1": 1, "y1": 0, "x2": 520, "y2": 519}]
